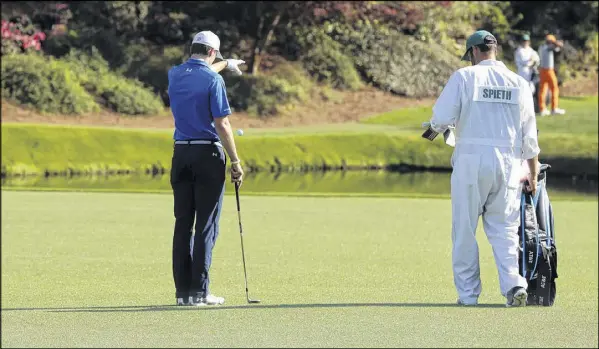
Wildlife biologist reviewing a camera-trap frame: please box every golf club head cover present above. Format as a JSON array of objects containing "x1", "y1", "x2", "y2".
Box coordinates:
[{"x1": 443, "y1": 128, "x2": 456, "y2": 147}]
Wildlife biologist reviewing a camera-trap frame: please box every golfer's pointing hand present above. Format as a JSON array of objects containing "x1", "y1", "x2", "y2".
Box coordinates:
[{"x1": 226, "y1": 59, "x2": 246, "y2": 76}]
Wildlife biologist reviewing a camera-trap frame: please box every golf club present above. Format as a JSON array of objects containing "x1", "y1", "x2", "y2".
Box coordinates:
[{"x1": 234, "y1": 181, "x2": 261, "y2": 304}]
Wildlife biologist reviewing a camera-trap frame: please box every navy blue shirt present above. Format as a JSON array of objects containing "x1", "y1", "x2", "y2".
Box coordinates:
[{"x1": 167, "y1": 59, "x2": 231, "y2": 141}]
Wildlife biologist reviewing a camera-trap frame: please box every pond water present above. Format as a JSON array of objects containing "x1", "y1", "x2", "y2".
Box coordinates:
[{"x1": 2, "y1": 170, "x2": 597, "y2": 200}]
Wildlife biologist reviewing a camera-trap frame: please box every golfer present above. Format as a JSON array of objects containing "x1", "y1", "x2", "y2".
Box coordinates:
[
  {"x1": 167, "y1": 30, "x2": 245, "y2": 306},
  {"x1": 538, "y1": 34, "x2": 566, "y2": 116},
  {"x1": 428, "y1": 30, "x2": 540, "y2": 307}
]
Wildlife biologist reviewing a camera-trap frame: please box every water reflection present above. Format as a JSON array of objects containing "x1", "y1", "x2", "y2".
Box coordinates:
[{"x1": 2, "y1": 170, "x2": 597, "y2": 200}]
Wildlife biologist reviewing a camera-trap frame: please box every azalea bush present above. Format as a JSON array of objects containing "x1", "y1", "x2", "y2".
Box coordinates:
[{"x1": 1, "y1": 18, "x2": 46, "y2": 55}]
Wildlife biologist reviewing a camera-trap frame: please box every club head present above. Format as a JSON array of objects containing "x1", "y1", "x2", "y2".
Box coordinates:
[{"x1": 248, "y1": 299, "x2": 261, "y2": 304}]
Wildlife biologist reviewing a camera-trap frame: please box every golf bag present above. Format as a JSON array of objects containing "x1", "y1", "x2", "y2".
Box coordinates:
[{"x1": 518, "y1": 163, "x2": 558, "y2": 306}]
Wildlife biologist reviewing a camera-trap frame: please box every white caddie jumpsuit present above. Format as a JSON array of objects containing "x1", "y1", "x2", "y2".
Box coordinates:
[
  {"x1": 430, "y1": 60, "x2": 540, "y2": 304},
  {"x1": 514, "y1": 46, "x2": 540, "y2": 93}
]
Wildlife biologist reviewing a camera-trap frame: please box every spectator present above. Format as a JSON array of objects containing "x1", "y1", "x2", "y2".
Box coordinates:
[
  {"x1": 537, "y1": 34, "x2": 566, "y2": 116},
  {"x1": 514, "y1": 34, "x2": 540, "y2": 94}
]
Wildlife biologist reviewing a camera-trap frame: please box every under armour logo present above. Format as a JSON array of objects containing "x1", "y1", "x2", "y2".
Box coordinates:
[
  {"x1": 186, "y1": 68, "x2": 193, "y2": 72},
  {"x1": 212, "y1": 153, "x2": 218, "y2": 157}
]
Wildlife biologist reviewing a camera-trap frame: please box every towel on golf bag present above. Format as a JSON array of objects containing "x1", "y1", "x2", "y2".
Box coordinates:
[{"x1": 518, "y1": 163, "x2": 558, "y2": 306}]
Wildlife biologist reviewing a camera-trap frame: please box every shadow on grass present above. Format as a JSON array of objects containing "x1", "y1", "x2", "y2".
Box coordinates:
[{"x1": 2, "y1": 302, "x2": 508, "y2": 313}]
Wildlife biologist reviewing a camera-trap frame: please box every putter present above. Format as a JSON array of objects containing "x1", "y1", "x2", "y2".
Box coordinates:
[{"x1": 234, "y1": 182, "x2": 261, "y2": 304}]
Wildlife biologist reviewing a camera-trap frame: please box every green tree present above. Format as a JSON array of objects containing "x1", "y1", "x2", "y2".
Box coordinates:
[{"x1": 510, "y1": 1, "x2": 598, "y2": 46}]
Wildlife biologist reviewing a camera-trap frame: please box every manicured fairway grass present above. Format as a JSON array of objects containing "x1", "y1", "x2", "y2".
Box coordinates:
[{"x1": 1, "y1": 191, "x2": 598, "y2": 347}]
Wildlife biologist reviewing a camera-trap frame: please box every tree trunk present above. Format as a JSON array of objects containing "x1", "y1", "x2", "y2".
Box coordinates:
[
  {"x1": 250, "y1": 53, "x2": 263, "y2": 76},
  {"x1": 249, "y1": 15, "x2": 265, "y2": 75},
  {"x1": 248, "y1": 2, "x2": 265, "y2": 75},
  {"x1": 249, "y1": 4, "x2": 286, "y2": 75}
]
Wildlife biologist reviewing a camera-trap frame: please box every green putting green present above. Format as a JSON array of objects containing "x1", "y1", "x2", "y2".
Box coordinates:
[{"x1": 2, "y1": 191, "x2": 597, "y2": 347}]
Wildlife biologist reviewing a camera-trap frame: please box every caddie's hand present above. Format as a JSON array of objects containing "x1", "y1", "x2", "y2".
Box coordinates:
[
  {"x1": 226, "y1": 59, "x2": 246, "y2": 76},
  {"x1": 526, "y1": 176, "x2": 538, "y2": 197},
  {"x1": 231, "y1": 162, "x2": 244, "y2": 186}
]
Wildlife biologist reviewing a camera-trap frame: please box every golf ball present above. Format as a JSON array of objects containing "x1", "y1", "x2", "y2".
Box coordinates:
[{"x1": 237, "y1": 129, "x2": 244, "y2": 136}]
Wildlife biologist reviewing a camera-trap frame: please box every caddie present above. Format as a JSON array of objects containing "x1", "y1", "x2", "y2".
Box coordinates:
[{"x1": 428, "y1": 30, "x2": 541, "y2": 307}]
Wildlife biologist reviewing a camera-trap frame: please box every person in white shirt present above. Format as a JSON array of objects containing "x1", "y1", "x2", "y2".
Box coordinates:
[
  {"x1": 428, "y1": 30, "x2": 541, "y2": 307},
  {"x1": 514, "y1": 34, "x2": 539, "y2": 93}
]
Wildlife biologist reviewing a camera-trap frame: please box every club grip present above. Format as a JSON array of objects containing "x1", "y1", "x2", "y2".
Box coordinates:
[{"x1": 235, "y1": 182, "x2": 241, "y2": 212}]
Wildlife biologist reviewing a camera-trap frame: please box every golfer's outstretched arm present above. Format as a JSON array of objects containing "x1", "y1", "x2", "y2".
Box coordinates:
[
  {"x1": 212, "y1": 59, "x2": 246, "y2": 76},
  {"x1": 211, "y1": 60, "x2": 228, "y2": 73}
]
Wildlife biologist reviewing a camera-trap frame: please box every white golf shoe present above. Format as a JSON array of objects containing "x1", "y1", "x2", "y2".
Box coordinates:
[
  {"x1": 551, "y1": 108, "x2": 566, "y2": 115},
  {"x1": 203, "y1": 294, "x2": 225, "y2": 305},
  {"x1": 506, "y1": 286, "x2": 528, "y2": 307},
  {"x1": 539, "y1": 109, "x2": 550, "y2": 117},
  {"x1": 189, "y1": 294, "x2": 225, "y2": 306}
]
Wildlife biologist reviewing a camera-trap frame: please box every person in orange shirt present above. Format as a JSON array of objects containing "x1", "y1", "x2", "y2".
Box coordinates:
[{"x1": 537, "y1": 34, "x2": 566, "y2": 116}]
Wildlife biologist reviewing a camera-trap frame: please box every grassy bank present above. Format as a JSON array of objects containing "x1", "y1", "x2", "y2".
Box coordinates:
[
  {"x1": 362, "y1": 96, "x2": 599, "y2": 135},
  {"x1": 1, "y1": 121, "x2": 597, "y2": 177}
]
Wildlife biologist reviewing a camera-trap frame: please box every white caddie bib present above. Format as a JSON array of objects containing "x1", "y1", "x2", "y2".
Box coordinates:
[{"x1": 473, "y1": 85, "x2": 520, "y2": 105}]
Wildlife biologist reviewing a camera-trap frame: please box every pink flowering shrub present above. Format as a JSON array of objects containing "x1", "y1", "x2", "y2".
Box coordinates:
[{"x1": 1, "y1": 18, "x2": 46, "y2": 55}]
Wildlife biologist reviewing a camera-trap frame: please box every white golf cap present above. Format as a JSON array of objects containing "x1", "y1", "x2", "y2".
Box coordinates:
[{"x1": 192, "y1": 31, "x2": 223, "y2": 59}]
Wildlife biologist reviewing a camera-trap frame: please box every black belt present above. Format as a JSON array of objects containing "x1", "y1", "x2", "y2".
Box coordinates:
[{"x1": 174, "y1": 140, "x2": 222, "y2": 147}]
